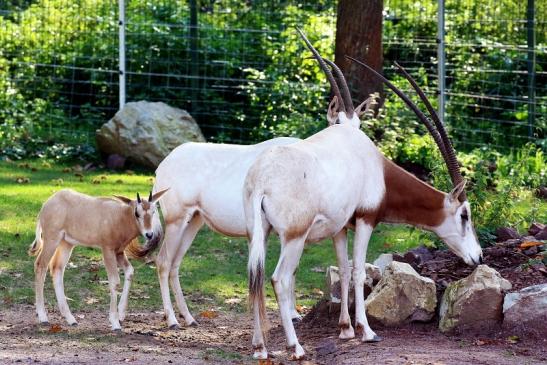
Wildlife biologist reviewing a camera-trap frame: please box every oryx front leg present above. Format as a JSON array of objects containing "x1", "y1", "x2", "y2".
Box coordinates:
[
  {"x1": 102, "y1": 249, "x2": 122, "y2": 331},
  {"x1": 288, "y1": 272, "x2": 301, "y2": 322},
  {"x1": 49, "y1": 240, "x2": 76, "y2": 326},
  {"x1": 333, "y1": 229, "x2": 354, "y2": 340},
  {"x1": 353, "y1": 221, "x2": 380, "y2": 343},
  {"x1": 156, "y1": 216, "x2": 187, "y2": 329},
  {"x1": 272, "y1": 238, "x2": 306, "y2": 360},
  {"x1": 116, "y1": 253, "x2": 134, "y2": 323},
  {"x1": 169, "y1": 214, "x2": 203, "y2": 327}
]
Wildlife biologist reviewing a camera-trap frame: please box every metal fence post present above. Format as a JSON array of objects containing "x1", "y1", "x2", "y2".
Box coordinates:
[
  {"x1": 118, "y1": 0, "x2": 126, "y2": 109},
  {"x1": 527, "y1": 0, "x2": 536, "y2": 137},
  {"x1": 189, "y1": 0, "x2": 198, "y2": 112},
  {"x1": 437, "y1": 0, "x2": 446, "y2": 122}
]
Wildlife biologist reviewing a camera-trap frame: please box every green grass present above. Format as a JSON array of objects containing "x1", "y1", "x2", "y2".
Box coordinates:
[{"x1": 0, "y1": 159, "x2": 543, "y2": 316}]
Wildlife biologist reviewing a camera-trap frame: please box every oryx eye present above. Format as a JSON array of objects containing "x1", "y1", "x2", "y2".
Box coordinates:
[{"x1": 461, "y1": 210, "x2": 468, "y2": 221}]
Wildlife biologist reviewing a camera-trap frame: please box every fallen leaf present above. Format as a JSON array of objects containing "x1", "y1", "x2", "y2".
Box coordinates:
[
  {"x1": 312, "y1": 288, "x2": 324, "y2": 296},
  {"x1": 49, "y1": 324, "x2": 63, "y2": 333},
  {"x1": 85, "y1": 297, "x2": 99, "y2": 305},
  {"x1": 520, "y1": 241, "x2": 543, "y2": 249},
  {"x1": 224, "y1": 298, "x2": 242, "y2": 305},
  {"x1": 310, "y1": 266, "x2": 325, "y2": 273},
  {"x1": 200, "y1": 310, "x2": 219, "y2": 319},
  {"x1": 506, "y1": 335, "x2": 520, "y2": 344},
  {"x1": 258, "y1": 359, "x2": 275, "y2": 365}
]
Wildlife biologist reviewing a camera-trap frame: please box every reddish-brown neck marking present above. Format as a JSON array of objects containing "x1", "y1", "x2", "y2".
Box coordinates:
[{"x1": 358, "y1": 158, "x2": 446, "y2": 228}]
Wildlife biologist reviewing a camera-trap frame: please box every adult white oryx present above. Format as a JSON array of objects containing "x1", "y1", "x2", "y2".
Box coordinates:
[
  {"x1": 29, "y1": 189, "x2": 167, "y2": 330},
  {"x1": 150, "y1": 44, "x2": 375, "y2": 329},
  {"x1": 244, "y1": 32, "x2": 483, "y2": 360}
]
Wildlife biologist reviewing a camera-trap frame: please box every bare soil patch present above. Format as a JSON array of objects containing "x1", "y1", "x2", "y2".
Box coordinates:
[{"x1": 1, "y1": 305, "x2": 546, "y2": 364}]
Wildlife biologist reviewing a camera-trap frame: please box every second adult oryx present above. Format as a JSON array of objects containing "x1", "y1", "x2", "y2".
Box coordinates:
[
  {"x1": 243, "y1": 31, "x2": 483, "y2": 360},
  {"x1": 149, "y1": 36, "x2": 375, "y2": 329}
]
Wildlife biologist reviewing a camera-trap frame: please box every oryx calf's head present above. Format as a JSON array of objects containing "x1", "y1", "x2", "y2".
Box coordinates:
[
  {"x1": 348, "y1": 56, "x2": 483, "y2": 266},
  {"x1": 296, "y1": 28, "x2": 376, "y2": 128},
  {"x1": 116, "y1": 188, "x2": 169, "y2": 246}
]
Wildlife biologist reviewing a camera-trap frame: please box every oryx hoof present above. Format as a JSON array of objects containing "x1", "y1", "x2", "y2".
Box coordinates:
[
  {"x1": 364, "y1": 335, "x2": 382, "y2": 343},
  {"x1": 189, "y1": 321, "x2": 198, "y2": 327},
  {"x1": 69, "y1": 322, "x2": 78, "y2": 327},
  {"x1": 291, "y1": 316, "x2": 303, "y2": 324},
  {"x1": 39, "y1": 321, "x2": 50, "y2": 327},
  {"x1": 252, "y1": 350, "x2": 268, "y2": 360},
  {"x1": 169, "y1": 323, "x2": 180, "y2": 330},
  {"x1": 288, "y1": 344, "x2": 306, "y2": 361},
  {"x1": 112, "y1": 327, "x2": 122, "y2": 333}
]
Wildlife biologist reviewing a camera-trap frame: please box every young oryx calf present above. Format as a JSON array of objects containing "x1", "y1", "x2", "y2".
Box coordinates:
[{"x1": 29, "y1": 188, "x2": 168, "y2": 330}]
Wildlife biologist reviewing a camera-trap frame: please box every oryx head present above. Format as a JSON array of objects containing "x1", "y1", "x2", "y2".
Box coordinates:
[
  {"x1": 348, "y1": 57, "x2": 483, "y2": 266},
  {"x1": 115, "y1": 188, "x2": 169, "y2": 246},
  {"x1": 296, "y1": 28, "x2": 376, "y2": 128}
]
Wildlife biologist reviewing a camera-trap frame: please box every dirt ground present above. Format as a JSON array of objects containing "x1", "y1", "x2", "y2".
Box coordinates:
[{"x1": 1, "y1": 305, "x2": 546, "y2": 365}]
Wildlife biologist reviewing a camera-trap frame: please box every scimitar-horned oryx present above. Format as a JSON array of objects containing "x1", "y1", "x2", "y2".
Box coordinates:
[
  {"x1": 29, "y1": 189, "x2": 168, "y2": 330},
  {"x1": 244, "y1": 30, "x2": 483, "y2": 360},
  {"x1": 149, "y1": 44, "x2": 376, "y2": 329}
]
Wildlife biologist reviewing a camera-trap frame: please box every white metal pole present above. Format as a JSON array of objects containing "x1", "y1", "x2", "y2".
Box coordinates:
[
  {"x1": 437, "y1": 0, "x2": 446, "y2": 121},
  {"x1": 118, "y1": 0, "x2": 126, "y2": 109}
]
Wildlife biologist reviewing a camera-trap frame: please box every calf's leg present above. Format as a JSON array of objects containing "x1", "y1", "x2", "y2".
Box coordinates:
[
  {"x1": 102, "y1": 249, "x2": 122, "y2": 330},
  {"x1": 49, "y1": 240, "x2": 76, "y2": 325}
]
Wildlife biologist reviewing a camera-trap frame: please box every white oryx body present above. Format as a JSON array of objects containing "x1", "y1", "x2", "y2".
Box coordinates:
[
  {"x1": 29, "y1": 189, "x2": 167, "y2": 330},
  {"x1": 243, "y1": 29, "x2": 483, "y2": 360},
  {"x1": 153, "y1": 137, "x2": 302, "y2": 328}
]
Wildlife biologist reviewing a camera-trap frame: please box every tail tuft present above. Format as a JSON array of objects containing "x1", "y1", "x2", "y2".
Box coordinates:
[
  {"x1": 247, "y1": 193, "x2": 270, "y2": 335},
  {"x1": 28, "y1": 240, "x2": 40, "y2": 256},
  {"x1": 124, "y1": 236, "x2": 161, "y2": 260}
]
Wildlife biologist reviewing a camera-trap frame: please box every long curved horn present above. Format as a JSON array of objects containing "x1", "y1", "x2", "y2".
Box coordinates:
[
  {"x1": 346, "y1": 56, "x2": 466, "y2": 201},
  {"x1": 295, "y1": 27, "x2": 346, "y2": 112},
  {"x1": 323, "y1": 59, "x2": 355, "y2": 117},
  {"x1": 346, "y1": 56, "x2": 447, "y2": 158},
  {"x1": 393, "y1": 62, "x2": 465, "y2": 200}
]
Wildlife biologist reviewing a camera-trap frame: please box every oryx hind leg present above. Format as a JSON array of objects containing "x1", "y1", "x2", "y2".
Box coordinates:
[
  {"x1": 333, "y1": 229, "x2": 355, "y2": 340},
  {"x1": 34, "y1": 232, "x2": 62, "y2": 324},
  {"x1": 169, "y1": 214, "x2": 203, "y2": 327},
  {"x1": 353, "y1": 220, "x2": 380, "y2": 343},
  {"x1": 272, "y1": 236, "x2": 306, "y2": 360},
  {"x1": 49, "y1": 240, "x2": 76, "y2": 326},
  {"x1": 156, "y1": 213, "x2": 190, "y2": 329}
]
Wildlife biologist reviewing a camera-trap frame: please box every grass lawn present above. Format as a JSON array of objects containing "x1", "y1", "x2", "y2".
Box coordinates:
[{"x1": 0, "y1": 159, "x2": 543, "y2": 317}]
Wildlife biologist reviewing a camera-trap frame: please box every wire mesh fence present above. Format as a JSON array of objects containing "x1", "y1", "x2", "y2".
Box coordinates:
[{"x1": 0, "y1": 0, "x2": 545, "y2": 152}]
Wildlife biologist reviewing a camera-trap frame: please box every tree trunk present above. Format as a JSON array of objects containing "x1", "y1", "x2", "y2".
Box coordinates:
[{"x1": 334, "y1": 0, "x2": 383, "y2": 106}]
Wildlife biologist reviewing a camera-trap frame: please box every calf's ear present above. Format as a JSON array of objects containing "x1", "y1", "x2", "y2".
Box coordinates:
[
  {"x1": 151, "y1": 188, "x2": 170, "y2": 203},
  {"x1": 114, "y1": 195, "x2": 132, "y2": 204}
]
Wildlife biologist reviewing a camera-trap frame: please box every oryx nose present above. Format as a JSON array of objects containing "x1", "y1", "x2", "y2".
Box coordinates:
[{"x1": 145, "y1": 232, "x2": 153, "y2": 239}]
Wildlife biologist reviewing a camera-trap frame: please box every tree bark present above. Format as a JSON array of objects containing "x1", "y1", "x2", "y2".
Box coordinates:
[{"x1": 334, "y1": 0, "x2": 383, "y2": 106}]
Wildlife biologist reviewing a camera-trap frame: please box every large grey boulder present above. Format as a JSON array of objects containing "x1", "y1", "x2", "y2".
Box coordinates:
[
  {"x1": 503, "y1": 284, "x2": 547, "y2": 337},
  {"x1": 96, "y1": 101, "x2": 205, "y2": 167},
  {"x1": 439, "y1": 265, "x2": 511, "y2": 333},
  {"x1": 365, "y1": 261, "x2": 437, "y2": 326}
]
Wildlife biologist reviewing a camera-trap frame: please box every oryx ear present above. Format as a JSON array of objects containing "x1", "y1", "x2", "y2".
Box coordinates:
[
  {"x1": 150, "y1": 188, "x2": 170, "y2": 203},
  {"x1": 114, "y1": 195, "x2": 133, "y2": 204},
  {"x1": 448, "y1": 180, "x2": 467, "y2": 203},
  {"x1": 355, "y1": 95, "x2": 377, "y2": 118},
  {"x1": 327, "y1": 96, "x2": 340, "y2": 126}
]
